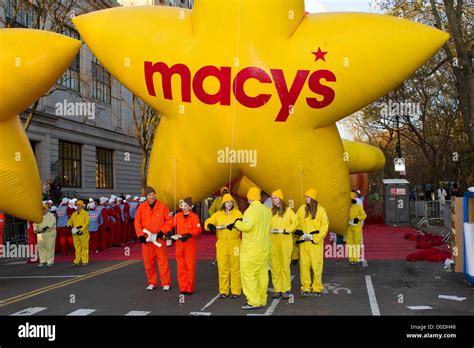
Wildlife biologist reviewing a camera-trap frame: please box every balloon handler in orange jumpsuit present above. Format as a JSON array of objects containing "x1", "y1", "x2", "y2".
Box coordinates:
[
  {"x1": 134, "y1": 186, "x2": 174, "y2": 291},
  {"x1": 169, "y1": 197, "x2": 202, "y2": 295}
]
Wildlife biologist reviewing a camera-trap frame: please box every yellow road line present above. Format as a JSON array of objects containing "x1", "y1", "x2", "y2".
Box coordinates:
[{"x1": 0, "y1": 260, "x2": 139, "y2": 308}]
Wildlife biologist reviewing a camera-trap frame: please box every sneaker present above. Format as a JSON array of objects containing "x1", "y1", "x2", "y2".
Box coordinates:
[
  {"x1": 162, "y1": 285, "x2": 170, "y2": 291},
  {"x1": 37, "y1": 263, "x2": 45, "y2": 268},
  {"x1": 219, "y1": 294, "x2": 228, "y2": 299},
  {"x1": 72, "y1": 263, "x2": 80, "y2": 267},
  {"x1": 46, "y1": 263, "x2": 53, "y2": 267},
  {"x1": 301, "y1": 291, "x2": 311, "y2": 297},
  {"x1": 231, "y1": 294, "x2": 240, "y2": 299},
  {"x1": 146, "y1": 284, "x2": 157, "y2": 291},
  {"x1": 313, "y1": 292, "x2": 322, "y2": 297},
  {"x1": 241, "y1": 303, "x2": 263, "y2": 310},
  {"x1": 272, "y1": 292, "x2": 282, "y2": 299},
  {"x1": 282, "y1": 291, "x2": 291, "y2": 299}
]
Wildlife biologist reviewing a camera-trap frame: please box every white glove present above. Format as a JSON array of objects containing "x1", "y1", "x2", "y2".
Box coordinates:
[
  {"x1": 171, "y1": 234, "x2": 182, "y2": 241},
  {"x1": 303, "y1": 233, "x2": 313, "y2": 241},
  {"x1": 72, "y1": 227, "x2": 78, "y2": 234},
  {"x1": 143, "y1": 229, "x2": 162, "y2": 247}
]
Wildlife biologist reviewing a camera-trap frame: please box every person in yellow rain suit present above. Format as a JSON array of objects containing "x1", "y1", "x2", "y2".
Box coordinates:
[
  {"x1": 33, "y1": 203, "x2": 57, "y2": 267},
  {"x1": 232, "y1": 187, "x2": 272, "y2": 310},
  {"x1": 347, "y1": 191, "x2": 367, "y2": 265},
  {"x1": 67, "y1": 200, "x2": 90, "y2": 266},
  {"x1": 205, "y1": 193, "x2": 243, "y2": 299},
  {"x1": 208, "y1": 186, "x2": 236, "y2": 216},
  {"x1": 295, "y1": 188, "x2": 329, "y2": 297},
  {"x1": 270, "y1": 189, "x2": 298, "y2": 299}
]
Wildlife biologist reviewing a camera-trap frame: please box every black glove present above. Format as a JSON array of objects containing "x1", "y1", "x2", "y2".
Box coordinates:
[
  {"x1": 181, "y1": 233, "x2": 193, "y2": 242},
  {"x1": 294, "y1": 230, "x2": 304, "y2": 236},
  {"x1": 77, "y1": 230, "x2": 83, "y2": 236},
  {"x1": 41, "y1": 227, "x2": 48, "y2": 233},
  {"x1": 353, "y1": 218, "x2": 359, "y2": 224},
  {"x1": 77, "y1": 225, "x2": 83, "y2": 229},
  {"x1": 36, "y1": 230, "x2": 42, "y2": 234},
  {"x1": 165, "y1": 231, "x2": 174, "y2": 239},
  {"x1": 157, "y1": 231, "x2": 165, "y2": 240},
  {"x1": 139, "y1": 235, "x2": 147, "y2": 244},
  {"x1": 226, "y1": 223, "x2": 235, "y2": 231},
  {"x1": 208, "y1": 224, "x2": 217, "y2": 232},
  {"x1": 310, "y1": 230, "x2": 320, "y2": 235}
]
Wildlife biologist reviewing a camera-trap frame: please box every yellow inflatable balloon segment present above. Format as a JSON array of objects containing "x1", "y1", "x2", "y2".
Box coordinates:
[{"x1": 0, "y1": 29, "x2": 80, "y2": 222}]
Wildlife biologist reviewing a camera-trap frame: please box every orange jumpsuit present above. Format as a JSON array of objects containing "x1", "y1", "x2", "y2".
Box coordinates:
[
  {"x1": 172, "y1": 212, "x2": 202, "y2": 293},
  {"x1": 134, "y1": 201, "x2": 173, "y2": 287}
]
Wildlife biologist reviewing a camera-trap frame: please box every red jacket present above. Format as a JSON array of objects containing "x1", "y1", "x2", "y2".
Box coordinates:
[
  {"x1": 114, "y1": 205, "x2": 123, "y2": 223},
  {"x1": 134, "y1": 200, "x2": 173, "y2": 237},
  {"x1": 98, "y1": 204, "x2": 109, "y2": 229}
]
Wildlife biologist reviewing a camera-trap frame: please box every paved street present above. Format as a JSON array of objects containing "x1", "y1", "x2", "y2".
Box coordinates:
[{"x1": 1, "y1": 256, "x2": 472, "y2": 316}]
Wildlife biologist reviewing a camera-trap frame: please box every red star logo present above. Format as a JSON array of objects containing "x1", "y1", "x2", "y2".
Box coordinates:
[{"x1": 312, "y1": 47, "x2": 328, "y2": 62}]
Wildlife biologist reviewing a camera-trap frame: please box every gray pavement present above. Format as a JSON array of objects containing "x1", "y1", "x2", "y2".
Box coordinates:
[{"x1": 0, "y1": 258, "x2": 473, "y2": 316}]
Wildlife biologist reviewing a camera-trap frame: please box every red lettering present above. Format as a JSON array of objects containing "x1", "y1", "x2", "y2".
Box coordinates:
[
  {"x1": 144, "y1": 61, "x2": 191, "y2": 102},
  {"x1": 306, "y1": 70, "x2": 336, "y2": 109},
  {"x1": 270, "y1": 69, "x2": 309, "y2": 122},
  {"x1": 193, "y1": 66, "x2": 231, "y2": 105},
  {"x1": 233, "y1": 67, "x2": 272, "y2": 108}
]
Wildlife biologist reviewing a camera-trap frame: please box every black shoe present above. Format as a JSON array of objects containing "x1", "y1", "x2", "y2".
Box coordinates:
[
  {"x1": 219, "y1": 293, "x2": 228, "y2": 299},
  {"x1": 281, "y1": 292, "x2": 291, "y2": 299},
  {"x1": 313, "y1": 292, "x2": 322, "y2": 297},
  {"x1": 231, "y1": 294, "x2": 240, "y2": 299},
  {"x1": 272, "y1": 292, "x2": 282, "y2": 299}
]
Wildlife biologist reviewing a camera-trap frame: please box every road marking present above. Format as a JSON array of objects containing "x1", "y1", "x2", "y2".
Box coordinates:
[
  {"x1": 438, "y1": 295, "x2": 466, "y2": 302},
  {"x1": 0, "y1": 276, "x2": 81, "y2": 279},
  {"x1": 362, "y1": 259, "x2": 368, "y2": 267},
  {"x1": 263, "y1": 275, "x2": 295, "y2": 316},
  {"x1": 67, "y1": 309, "x2": 96, "y2": 316},
  {"x1": 190, "y1": 312, "x2": 212, "y2": 316},
  {"x1": 365, "y1": 275, "x2": 380, "y2": 316},
  {"x1": 199, "y1": 293, "x2": 221, "y2": 312},
  {"x1": 11, "y1": 307, "x2": 47, "y2": 316},
  {"x1": 246, "y1": 313, "x2": 265, "y2": 316},
  {"x1": 0, "y1": 260, "x2": 139, "y2": 308},
  {"x1": 407, "y1": 306, "x2": 433, "y2": 310},
  {"x1": 125, "y1": 311, "x2": 150, "y2": 316},
  {"x1": 4, "y1": 261, "x2": 28, "y2": 265}
]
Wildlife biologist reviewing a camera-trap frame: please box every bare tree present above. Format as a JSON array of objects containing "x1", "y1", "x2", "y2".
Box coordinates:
[{"x1": 1, "y1": 0, "x2": 94, "y2": 131}]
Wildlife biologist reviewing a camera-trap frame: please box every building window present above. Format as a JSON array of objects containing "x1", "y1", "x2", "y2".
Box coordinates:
[
  {"x1": 58, "y1": 140, "x2": 82, "y2": 188},
  {"x1": 96, "y1": 147, "x2": 113, "y2": 189},
  {"x1": 92, "y1": 56, "x2": 111, "y2": 104},
  {"x1": 4, "y1": 0, "x2": 37, "y2": 28},
  {"x1": 58, "y1": 27, "x2": 80, "y2": 92}
]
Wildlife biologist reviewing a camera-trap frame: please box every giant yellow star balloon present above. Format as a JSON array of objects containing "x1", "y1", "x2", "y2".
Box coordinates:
[
  {"x1": 0, "y1": 29, "x2": 80, "y2": 222},
  {"x1": 73, "y1": 0, "x2": 448, "y2": 234}
]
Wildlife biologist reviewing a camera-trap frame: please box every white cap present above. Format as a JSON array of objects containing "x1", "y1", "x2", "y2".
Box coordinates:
[
  {"x1": 42, "y1": 200, "x2": 47, "y2": 205},
  {"x1": 47, "y1": 200, "x2": 53, "y2": 204},
  {"x1": 109, "y1": 198, "x2": 115, "y2": 204},
  {"x1": 89, "y1": 197, "x2": 94, "y2": 202},
  {"x1": 139, "y1": 197, "x2": 146, "y2": 203},
  {"x1": 125, "y1": 194, "x2": 132, "y2": 200},
  {"x1": 100, "y1": 197, "x2": 108, "y2": 204},
  {"x1": 117, "y1": 197, "x2": 123, "y2": 202},
  {"x1": 89, "y1": 202, "x2": 97, "y2": 210},
  {"x1": 61, "y1": 198, "x2": 70, "y2": 204},
  {"x1": 356, "y1": 190, "x2": 361, "y2": 194},
  {"x1": 50, "y1": 206, "x2": 57, "y2": 212},
  {"x1": 133, "y1": 196, "x2": 139, "y2": 201},
  {"x1": 72, "y1": 198, "x2": 78, "y2": 203}
]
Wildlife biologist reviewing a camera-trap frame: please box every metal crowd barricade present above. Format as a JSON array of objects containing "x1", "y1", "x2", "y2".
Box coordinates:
[
  {"x1": 410, "y1": 200, "x2": 452, "y2": 241},
  {"x1": 3, "y1": 221, "x2": 28, "y2": 244}
]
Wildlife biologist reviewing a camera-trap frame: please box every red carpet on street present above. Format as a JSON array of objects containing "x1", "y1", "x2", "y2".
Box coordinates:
[{"x1": 52, "y1": 224, "x2": 449, "y2": 263}]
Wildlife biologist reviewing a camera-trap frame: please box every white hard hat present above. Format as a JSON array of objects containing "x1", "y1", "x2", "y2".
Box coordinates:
[
  {"x1": 133, "y1": 196, "x2": 139, "y2": 201},
  {"x1": 100, "y1": 197, "x2": 108, "y2": 204},
  {"x1": 109, "y1": 198, "x2": 115, "y2": 204},
  {"x1": 125, "y1": 194, "x2": 132, "y2": 200}
]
